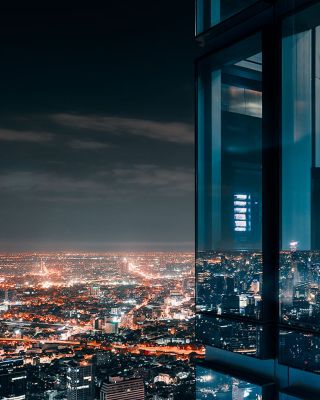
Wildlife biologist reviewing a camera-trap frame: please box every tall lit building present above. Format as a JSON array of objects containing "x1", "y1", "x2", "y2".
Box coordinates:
[
  {"x1": 100, "y1": 377, "x2": 145, "y2": 400},
  {"x1": 196, "y1": 0, "x2": 320, "y2": 398},
  {"x1": 0, "y1": 359, "x2": 27, "y2": 400},
  {"x1": 66, "y1": 361, "x2": 93, "y2": 400},
  {"x1": 89, "y1": 284, "x2": 101, "y2": 297}
]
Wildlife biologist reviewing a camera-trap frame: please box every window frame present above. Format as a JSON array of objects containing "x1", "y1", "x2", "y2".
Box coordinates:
[{"x1": 195, "y1": 22, "x2": 279, "y2": 359}]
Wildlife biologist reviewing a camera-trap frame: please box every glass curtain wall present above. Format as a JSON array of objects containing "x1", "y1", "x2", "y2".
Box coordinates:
[
  {"x1": 196, "y1": 364, "x2": 274, "y2": 399},
  {"x1": 196, "y1": 33, "x2": 267, "y2": 357},
  {"x1": 280, "y1": 2, "x2": 320, "y2": 372}
]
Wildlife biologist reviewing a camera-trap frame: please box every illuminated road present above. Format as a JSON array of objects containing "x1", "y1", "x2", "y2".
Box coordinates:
[
  {"x1": 0, "y1": 320, "x2": 67, "y2": 328},
  {"x1": 0, "y1": 337, "x2": 80, "y2": 345},
  {"x1": 120, "y1": 293, "x2": 158, "y2": 329},
  {"x1": 111, "y1": 343, "x2": 205, "y2": 356},
  {"x1": 0, "y1": 337, "x2": 204, "y2": 357}
]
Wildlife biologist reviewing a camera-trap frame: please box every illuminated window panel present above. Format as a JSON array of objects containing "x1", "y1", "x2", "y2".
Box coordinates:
[
  {"x1": 234, "y1": 201, "x2": 247, "y2": 206},
  {"x1": 235, "y1": 214, "x2": 247, "y2": 221},
  {"x1": 235, "y1": 221, "x2": 247, "y2": 228},
  {"x1": 235, "y1": 194, "x2": 249, "y2": 200},
  {"x1": 234, "y1": 207, "x2": 248, "y2": 214},
  {"x1": 235, "y1": 227, "x2": 247, "y2": 232}
]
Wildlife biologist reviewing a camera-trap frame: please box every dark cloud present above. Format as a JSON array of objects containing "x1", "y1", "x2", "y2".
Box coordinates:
[
  {"x1": 0, "y1": 164, "x2": 193, "y2": 202},
  {"x1": 52, "y1": 114, "x2": 194, "y2": 144},
  {"x1": 68, "y1": 139, "x2": 114, "y2": 151},
  {"x1": 0, "y1": 128, "x2": 53, "y2": 143}
]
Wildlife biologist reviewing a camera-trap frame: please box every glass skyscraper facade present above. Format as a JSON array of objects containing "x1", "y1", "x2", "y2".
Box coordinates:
[{"x1": 196, "y1": 0, "x2": 320, "y2": 398}]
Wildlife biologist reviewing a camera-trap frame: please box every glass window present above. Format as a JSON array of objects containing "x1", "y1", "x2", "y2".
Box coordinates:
[
  {"x1": 196, "y1": 251, "x2": 262, "y2": 316},
  {"x1": 197, "y1": 34, "x2": 263, "y2": 319},
  {"x1": 280, "y1": 389, "x2": 320, "y2": 400},
  {"x1": 196, "y1": 364, "x2": 273, "y2": 399},
  {"x1": 280, "y1": 395, "x2": 300, "y2": 400},
  {"x1": 280, "y1": 3, "x2": 320, "y2": 335},
  {"x1": 196, "y1": 314, "x2": 266, "y2": 358},
  {"x1": 196, "y1": 0, "x2": 259, "y2": 34},
  {"x1": 279, "y1": 330, "x2": 320, "y2": 373}
]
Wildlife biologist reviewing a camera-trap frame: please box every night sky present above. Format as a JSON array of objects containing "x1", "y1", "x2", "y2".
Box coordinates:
[{"x1": 0, "y1": 3, "x2": 195, "y2": 252}]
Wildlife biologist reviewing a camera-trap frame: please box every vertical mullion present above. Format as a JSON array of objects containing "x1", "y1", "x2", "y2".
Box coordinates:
[{"x1": 261, "y1": 22, "x2": 280, "y2": 357}]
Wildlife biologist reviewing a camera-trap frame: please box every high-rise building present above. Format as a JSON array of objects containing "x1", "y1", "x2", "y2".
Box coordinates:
[
  {"x1": 195, "y1": 0, "x2": 320, "y2": 398},
  {"x1": 104, "y1": 319, "x2": 119, "y2": 334},
  {"x1": 66, "y1": 361, "x2": 93, "y2": 400},
  {"x1": 100, "y1": 377, "x2": 145, "y2": 400},
  {"x1": 0, "y1": 358, "x2": 27, "y2": 399},
  {"x1": 89, "y1": 284, "x2": 101, "y2": 297}
]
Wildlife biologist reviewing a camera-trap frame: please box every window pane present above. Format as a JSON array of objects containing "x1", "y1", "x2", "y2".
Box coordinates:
[
  {"x1": 196, "y1": 251, "x2": 262, "y2": 317},
  {"x1": 280, "y1": 395, "x2": 301, "y2": 400},
  {"x1": 279, "y1": 389, "x2": 319, "y2": 400},
  {"x1": 279, "y1": 330, "x2": 320, "y2": 373},
  {"x1": 196, "y1": 314, "x2": 266, "y2": 358},
  {"x1": 196, "y1": 0, "x2": 259, "y2": 34},
  {"x1": 280, "y1": 3, "x2": 320, "y2": 333},
  {"x1": 196, "y1": 365, "x2": 264, "y2": 399},
  {"x1": 280, "y1": 389, "x2": 320, "y2": 400},
  {"x1": 197, "y1": 34, "x2": 263, "y2": 318}
]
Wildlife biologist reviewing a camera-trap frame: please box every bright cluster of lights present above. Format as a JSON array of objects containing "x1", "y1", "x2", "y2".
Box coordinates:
[{"x1": 234, "y1": 193, "x2": 251, "y2": 232}]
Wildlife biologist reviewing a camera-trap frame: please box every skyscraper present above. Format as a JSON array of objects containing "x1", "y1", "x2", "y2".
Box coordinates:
[
  {"x1": 100, "y1": 377, "x2": 145, "y2": 400},
  {"x1": 0, "y1": 358, "x2": 27, "y2": 399},
  {"x1": 66, "y1": 361, "x2": 93, "y2": 400}
]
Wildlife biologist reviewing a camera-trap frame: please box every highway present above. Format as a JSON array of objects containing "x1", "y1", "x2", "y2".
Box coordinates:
[{"x1": 0, "y1": 337, "x2": 80, "y2": 345}]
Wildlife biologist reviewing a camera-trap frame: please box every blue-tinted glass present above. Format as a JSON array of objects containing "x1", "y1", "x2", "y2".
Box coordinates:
[
  {"x1": 280, "y1": 395, "x2": 303, "y2": 400},
  {"x1": 196, "y1": 251, "x2": 262, "y2": 317},
  {"x1": 280, "y1": 3, "x2": 320, "y2": 333},
  {"x1": 196, "y1": 0, "x2": 258, "y2": 34},
  {"x1": 280, "y1": 390, "x2": 320, "y2": 400},
  {"x1": 196, "y1": 314, "x2": 264, "y2": 357},
  {"x1": 279, "y1": 330, "x2": 320, "y2": 373},
  {"x1": 196, "y1": 365, "x2": 263, "y2": 399},
  {"x1": 197, "y1": 34, "x2": 262, "y2": 319},
  {"x1": 280, "y1": 394, "x2": 308, "y2": 400}
]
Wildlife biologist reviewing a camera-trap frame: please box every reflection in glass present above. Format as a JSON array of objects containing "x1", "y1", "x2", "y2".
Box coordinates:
[
  {"x1": 279, "y1": 330, "x2": 320, "y2": 373},
  {"x1": 196, "y1": 365, "x2": 263, "y2": 399},
  {"x1": 196, "y1": 33, "x2": 263, "y2": 354},
  {"x1": 280, "y1": 251, "x2": 320, "y2": 330},
  {"x1": 197, "y1": 33, "x2": 262, "y2": 254},
  {"x1": 196, "y1": 0, "x2": 258, "y2": 34},
  {"x1": 196, "y1": 251, "x2": 262, "y2": 318},
  {"x1": 196, "y1": 314, "x2": 263, "y2": 357},
  {"x1": 280, "y1": 3, "x2": 320, "y2": 335}
]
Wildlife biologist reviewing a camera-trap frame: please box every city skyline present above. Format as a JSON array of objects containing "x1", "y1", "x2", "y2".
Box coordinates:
[{"x1": 0, "y1": 251, "x2": 200, "y2": 398}]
